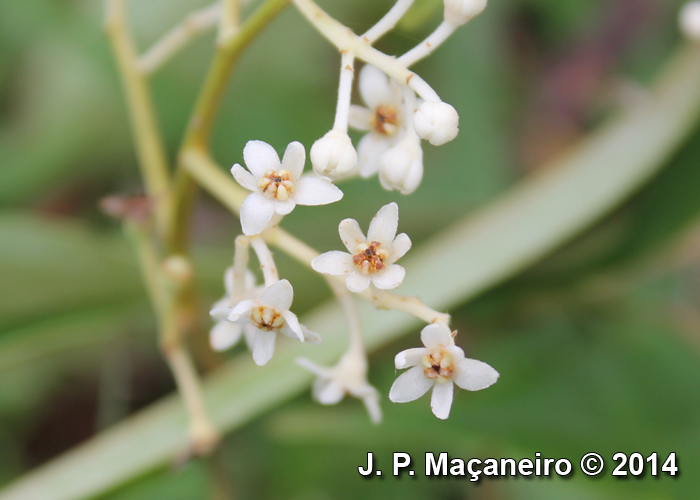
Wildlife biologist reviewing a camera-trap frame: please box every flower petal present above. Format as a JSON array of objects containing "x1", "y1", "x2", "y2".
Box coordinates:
[
  {"x1": 371, "y1": 264, "x2": 405, "y2": 290},
  {"x1": 275, "y1": 199, "x2": 296, "y2": 215},
  {"x1": 224, "y1": 266, "x2": 234, "y2": 295},
  {"x1": 301, "y1": 325, "x2": 322, "y2": 345},
  {"x1": 430, "y1": 381, "x2": 454, "y2": 420},
  {"x1": 210, "y1": 298, "x2": 231, "y2": 321},
  {"x1": 339, "y1": 218, "x2": 366, "y2": 253},
  {"x1": 346, "y1": 271, "x2": 371, "y2": 293},
  {"x1": 243, "y1": 324, "x2": 257, "y2": 350},
  {"x1": 390, "y1": 233, "x2": 412, "y2": 262},
  {"x1": 231, "y1": 164, "x2": 258, "y2": 191},
  {"x1": 394, "y1": 347, "x2": 428, "y2": 369},
  {"x1": 359, "y1": 64, "x2": 395, "y2": 110},
  {"x1": 357, "y1": 133, "x2": 392, "y2": 178},
  {"x1": 296, "y1": 357, "x2": 331, "y2": 377},
  {"x1": 355, "y1": 387, "x2": 382, "y2": 424},
  {"x1": 258, "y1": 279, "x2": 293, "y2": 311},
  {"x1": 240, "y1": 192, "x2": 276, "y2": 236},
  {"x1": 209, "y1": 321, "x2": 243, "y2": 351},
  {"x1": 389, "y1": 365, "x2": 434, "y2": 403},
  {"x1": 228, "y1": 299, "x2": 256, "y2": 321},
  {"x1": 315, "y1": 379, "x2": 345, "y2": 405},
  {"x1": 420, "y1": 323, "x2": 453, "y2": 349},
  {"x1": 282, "y1": 310, "x2": 304, "y2": 342},
  {"x1": 453, "y1": 358, "x2": 500, "y2": 391},
  {"x1": 367, "y1": 202, "x2": 399, "y2": 245},
  {"x1": 348, "y1": 105, "x2": 372, "y2": 131},
  {"x1": 243, "y1": 140, "x2": 280, "y2": 177},
  {"x1": 293, "y1": 175, "x2": 343, "y2": 206},
  {"x1": 252, "y1": 330, "x2": 276, "y2": 366},
  {"x1": 312, "y1": 251, "x2": 354, "y2": 276},
  {"x1": 281, "y1": 141, "x2": 306, "y2": 180}
]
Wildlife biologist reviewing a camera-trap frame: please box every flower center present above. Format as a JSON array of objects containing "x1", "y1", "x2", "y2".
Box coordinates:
[
  {"x1": 353, "y1": 241, "x2": 389, "y2": 274},
  {"x1": 422, "y1": 348, "x2": 455, "y2": 383},
  {"x1": 258, "y1": 169, "x2": 295, "y2": 201},
  {"x1": 250, "y1": 306, "x2": 285, "y2": 332},
  {"x1": 372, "y1": 105, "x2": 400, "y2": 136}
]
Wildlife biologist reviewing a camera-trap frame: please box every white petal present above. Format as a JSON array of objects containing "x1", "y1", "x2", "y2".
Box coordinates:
[
  {"x1": 228, "y1": 299, "x2": 256, "y2": 321},
  {"x1": 293, "y1": 175, "x2": 343, "y2": 206},
  {"x1": 210, "y1": 298, "x2": 231, "y2": 321},
  {"x1": 224, "y1": 267, "x2": 235, "y2": 295},
  {"x1": 352, "y1": 386, "x2": 382, "y2": 424},
  {"x1": 243, "y1": 140, "x2": 280, "y2": 177},
  {"x1": 339, "y1": 218, "x2": 366, "y2": 253},
  {"x1": 371, "y1": 264, "x2": 405, "y2": 290},
  {"x1": 348, "y1": 105, "x2": 372, "y2": 131},
  {"x1": 240, "y1": 192, "x2": 276, "y2": 236},
  {"x1": 231, "y1": 164, "x2": 259, "y2": 191},
  {"x1": 453, "y1": 358, "x2": 500, "y2": 391},
  {"x1": 281, "y1": 141, "x2": 306, "y2": 180},
  {"x1": 367, "y1": 202, "x2": 399, "y2": 245},
  {"x1": 357, "y1": 133, "x2": 391, "y2": 178},
  {"x1": 389, "y1": 365, "x2": 434, "y2": 403},
  {"x1": 430, "y1": 381, "x2": 454, "y2": 420},
  {"x1": 420, "y1": 323, "x2": 453, "y2": 349},
  {"x1": 210, "y1": 321, "x2": 243, "y2": 351},
  {"x1": 301, "y1": 325, "x2": 322, "y2": 345},
  {"x1": 394, "y1": 347, "x2": 428, "y2": 369},
  {"x1": 258, "y1": 279, "x2": 293, "y2": 311},
  {"x1": 243, "y1": 324, "x2": 257, "y2": 350},
  {"x1": 390, "y1": 233, "x2": 412, "y2": 262},
  {"x1": 296, "y1": 357, "x2": 330, "y2": 377},
  {"x1": 359, "y1": 64, "x2": 395, "y2": 110},
  {"x1": 252, "y1": 330, "x2": 276, "y2": 366},
  {"x1": 281, "y1": 310, "x2": 304, "y2": 341},
  {"x1": 274, "y1": 199, "x2": 296, "y2": 215},
  {"x1": 346, "y1": 271, "x2": 371, "y2": 293},
  {"x1": 312, "y1": 251, "x2": 354, "y2": 276},
  {"x1": 315, "y1": 379, "x2": 345, "y2": 405}
]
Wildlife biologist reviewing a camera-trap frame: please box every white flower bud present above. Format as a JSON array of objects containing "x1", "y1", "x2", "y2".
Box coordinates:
[
  {"x1": 413, "y1": 101, "x2": 459, "y2": 146},
  {"x1": 444, "y1": 0, "x2": 487, "y2": 26},
  {"x1": 379, "y1": 139, "x2": 423, "y2": 195},
  {"x1": 310, "y1": 130, "x2": 358, "y2": 179},
  {"x1": 680, "y1": 2, "x2": 700, "y2": 41}
]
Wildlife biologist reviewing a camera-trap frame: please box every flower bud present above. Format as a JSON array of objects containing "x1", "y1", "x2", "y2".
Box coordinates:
[
  {"x1": 413, "y1": 101, "x2": 459, "y2": 146},
  {"x1": 680, "y1": 2, "x2": 700, "y2": 41},
  {"x1": 310, "y1": 130, "x2": 358, "y2": 179},
  {"x1": 379, "y1": 139, "x2": 423, "y2": 195},
  {"x1": 444, "y1": 0, "x2": 487, "y2": 26}
]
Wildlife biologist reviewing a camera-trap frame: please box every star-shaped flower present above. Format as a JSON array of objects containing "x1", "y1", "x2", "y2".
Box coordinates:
[
  {"x1": 231, "y1": 140, "x2": 343, "y2": 236},
  {"x1": 297, "y1": 351, "x2": 382, "y2": 424},
  {"x1": 228, "y1": 279, "x2": 321, "y2": 366},
  {"x1": 311, "y1": 202, "x2": 411, "y2": 293},
  {"x1": 389, "y1": 323, "x2": 499, "y2": 419},
  {"x1": 349, "y1": 65, "x2": 407, "y2": 179}
]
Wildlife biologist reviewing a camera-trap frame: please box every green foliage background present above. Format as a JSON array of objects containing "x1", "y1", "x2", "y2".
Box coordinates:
[{"x1": 1, "y1": 0, "x2": 700, "y2": 498}]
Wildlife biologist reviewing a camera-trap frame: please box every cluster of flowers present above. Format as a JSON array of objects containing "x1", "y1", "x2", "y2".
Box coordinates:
[{"x1": 209, "y1": 0, "x2": 499, "y2": 421}]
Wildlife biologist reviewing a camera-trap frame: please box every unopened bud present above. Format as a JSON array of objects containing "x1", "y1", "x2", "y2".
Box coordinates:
[
  {"x1": 310, "y1": 130, "x2": 358, "y2": 179},
  {"x1": 444, "y1": 0, "x2": 487, "y2": 26},
  {"x1": 680, "y1": 2, "x2": 700, "y2": 41},
  {"x1": 379, "y1": 139, "x2": 423, "y2": 195},
  {"x1": 413, "y1": 101, "x2": 459, "y2": 146}
]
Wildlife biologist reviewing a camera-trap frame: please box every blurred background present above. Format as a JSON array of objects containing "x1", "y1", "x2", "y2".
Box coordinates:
[{"x1": 2, "y1": 0, "x2": 700, "y2": 498}]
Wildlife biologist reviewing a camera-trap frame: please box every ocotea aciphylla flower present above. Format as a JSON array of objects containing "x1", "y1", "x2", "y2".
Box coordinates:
[
  {"x1": 389, "y1": 323, "x2": 499, "y2": 420},
  {"x1": 231, "y1": 140, "x2": 343, "y2": 236},
  {"x1": 228, "y1": 279, "x2": 320, "y2": 366},
  {"x1": 311, "y1": 202, "x2": 411, "y2": 293}
]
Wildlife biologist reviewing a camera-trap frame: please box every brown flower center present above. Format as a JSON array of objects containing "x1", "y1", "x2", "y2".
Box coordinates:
[
  {"x1": 353, "y1": 241, "x2": 389, "y2": 274},
  {"x1": 422, "y1": 348, "x2": 455, "y2": 383},
  {"x1": 371, "y1": 105, "x2": 399, "y2": 136},
  {"x1": 258, "y1": 169, "x2": 295, "y2": 201},
  {"x1": 250, "y1": 306, "x2": 285, "y2": 332}
]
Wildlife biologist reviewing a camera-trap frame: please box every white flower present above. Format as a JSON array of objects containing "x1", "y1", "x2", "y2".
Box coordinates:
[
  {"x1": 310, "y1": 130, "x2": 358, "y2": 179},
  {"x1": 209, "y1": 267, "x2": 264, "y2": 352},
  {"x1": 348, "y1": 65, "x2": 406, "y2": 179},
  {"x1": 311, "y1": 202, "x2": 411, "y2": 293},
  {"x1": 231, "y1": 140, "x2": 343, "y2": 236},
  {"x1": 389, "y1": 323, "x2": 499, "y2": 420},
  {"x1": 228, "y1": 279, "x2": 321, "y2": 366},
  {"x1": 378, "y1": 138, "x2": 424, "y2": 195},
  {"x1": 680, "y1": 2, "x2": 700, "y2": 41},
  {"x1": 413, "y1": 101, "x2": 459, "y2": 146},
  {"x1": 297, "y1": 351, "x2": 382, "y2": 424},
  {"x1": 444, "y1": 0, "x2": 487, "y2": 26}
]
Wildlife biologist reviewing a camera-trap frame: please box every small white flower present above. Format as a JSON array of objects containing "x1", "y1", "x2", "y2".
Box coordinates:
[
  {"x1": 231, "y1": 140, "x2": 343, "y2": 236},
  {"x1": 389, "y1": 323, "x2": 499, "y2": 420},
  {"x1": 310, "y1": 130, "x2": 358, "y2": 179},
  {"x1": 297, "y1": 351, "x2": 382, "y2": 424},
  {"x1": 228, "y1": 279, "x2": 321, "y2": 366},
  {"x1": 413, "y1": 101, "x2": 459, "y2": 146},
  {"x1": 680, "y1": 2, "x2": 700, "y2": 41},
  {"x1": 348, "y1": 65, "x2": 406, "y2": 179},
  {"x1": 444, "y1": 0, "x2": 487, "y2": 26},
  {"x1": 311, "y1": 202, "x2": 411, "y2": 293},
  {"x1": 378, "y1": 138, "x2": 424, "y2": 195},
  {"x1": 209, "y1": 267, "x2": 264, "y2": 352}
]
